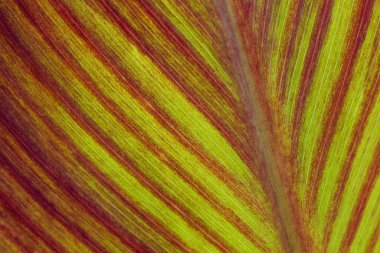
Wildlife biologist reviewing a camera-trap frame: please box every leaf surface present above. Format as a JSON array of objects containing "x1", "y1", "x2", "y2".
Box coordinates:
[{"x1": 0, "y1": 0, "x2": 379, "y2": 252}]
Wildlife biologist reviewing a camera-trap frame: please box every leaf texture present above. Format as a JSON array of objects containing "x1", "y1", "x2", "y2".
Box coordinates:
[{"x1": 0, "y1": 0, "x2": 379, "y2": 252}]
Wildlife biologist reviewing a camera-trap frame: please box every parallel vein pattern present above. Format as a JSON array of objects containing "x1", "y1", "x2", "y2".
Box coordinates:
[{"x1": 0, "y1": 0, "x2": 379, "y2": 252}]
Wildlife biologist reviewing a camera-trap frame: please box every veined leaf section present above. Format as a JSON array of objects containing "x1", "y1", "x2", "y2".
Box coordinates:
[{"x1": 0, "y1": 0, "x2": 379, "y2": 252}]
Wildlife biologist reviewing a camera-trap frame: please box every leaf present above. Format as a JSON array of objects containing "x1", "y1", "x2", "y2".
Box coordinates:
[{"x1": 0, "y1": 0, "x2": 378, "y2": 252}]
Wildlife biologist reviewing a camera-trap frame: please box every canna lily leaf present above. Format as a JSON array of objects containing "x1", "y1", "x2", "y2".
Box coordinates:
[{"x1": 0, "y1": 0, "x2": 378, "y2": 252}]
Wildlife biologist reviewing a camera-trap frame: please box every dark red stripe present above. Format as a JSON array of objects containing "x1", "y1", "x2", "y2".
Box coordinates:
[
  {"x1": 0, "y1": 85, "x2": 188, "y2": 252},
  {"x1": 59, "y1": 0, "x2": 258, "y2": 182},
  {"x1": 0, "y1": 87, "x2": 154, "y2": 253},
  {"x1": 0, "y1": 153, "x2": 109, "y2": 253},
  {"x1": 0, "y1": 224, "x2": 31, "y2": 253},
  {"x1": 365, "y1": 222, "x2": 380, "y2": 253},
  {"x1": 0, "y1": 185, "x2": 68, "y2": 253},
  {"x1": 322, "y1": 83, "x2": 379, "y2": 251},
  {"x1": 3, "y1": 81, "x2": 231, "y2": 252},
  {"x1": 307, "y1": 0, "x2": 374, "y2": 213},
  {"x1": 338, "y1": 144, "x2": 379, "y2": 252},
  {"x1": 136, "y1": 0, "x2": 240, "y2": 111},
  {"x1": 260, "y1": 0, "x2": 275, "y2": 57},
  {"x1": 213, "y1": 2, "x2": 312, "y2": 252},
  {"x1": 0, "y1": 27, "x2": 232, "y2": 251},
  {"x1": 279, "y1": 0, "x2": 305, "y2": 99},
  {"x1": 49, "y1": 0, "x2": 257, "y2": 177},
  {"x1": 0, "y1": 5, "x2": 269, "y2": 249},
  {"x1": 23, "y1": 0, "x2": 263, "y2": 237},
  {"x1": 291, "y1": 0, "x2": 334, "y2": 154}
]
